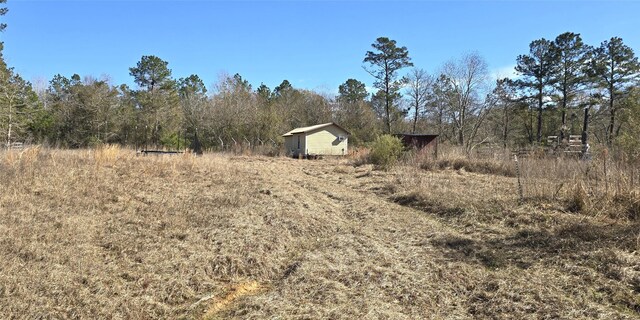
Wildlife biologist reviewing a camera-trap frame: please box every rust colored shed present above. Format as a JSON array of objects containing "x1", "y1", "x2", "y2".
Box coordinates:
[{"x1": 394, "y1": 134, "x2": 439, "y2": 157}]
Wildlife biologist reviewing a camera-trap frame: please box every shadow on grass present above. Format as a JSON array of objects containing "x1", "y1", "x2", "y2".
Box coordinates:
[
  {"x1": 430, "y1": 219, "x2": 638, "y2": 270},
  {"x1": 426, "y1": 218, "x2": 640, "y2": 316}
]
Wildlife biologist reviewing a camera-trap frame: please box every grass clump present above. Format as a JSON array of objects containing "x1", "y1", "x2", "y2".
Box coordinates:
[
  {"x1": 368, "y1": 135, "x2": 403, "y2": 170},
  {"x1": 566, "y1": 182, "x2": 591, "y2": 214},
  {"x1": 417, "y1": 153, "x2": 516, "y2": 177}
]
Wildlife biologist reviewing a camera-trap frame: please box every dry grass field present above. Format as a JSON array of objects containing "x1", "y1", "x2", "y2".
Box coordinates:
[{"x1": 0, "y1": 146, "x2": 639, "y2": 319}]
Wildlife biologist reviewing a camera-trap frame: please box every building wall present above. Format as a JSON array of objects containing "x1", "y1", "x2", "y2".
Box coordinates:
[
  {"x1": 305, "y1": 126, "x2": 348, "y2": 156},
  {"x1": 284, "y1": 136, "x2": 294, "y2": 155},
  {"x1": 394, "y1": 134, "x2": 439, "y2": 158},
  {"x1": 284, "y1": 133, "x2": 306, "y2": 156}
]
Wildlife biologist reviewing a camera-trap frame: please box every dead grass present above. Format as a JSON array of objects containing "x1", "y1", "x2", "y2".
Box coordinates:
[
  {"x1": 413, "y1": 148, "x2": 517, "y2": 177},
  {"x1": 408, "y1": 145, "x2": 640, "y2": 221},
  {"x1": 0, "y1": 147, "x2": 638, "y2": 319}
]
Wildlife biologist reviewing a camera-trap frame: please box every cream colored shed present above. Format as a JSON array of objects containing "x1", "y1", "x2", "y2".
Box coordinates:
[{"x1": 282, "y1": 123, "x2": 350, "y2": 157}]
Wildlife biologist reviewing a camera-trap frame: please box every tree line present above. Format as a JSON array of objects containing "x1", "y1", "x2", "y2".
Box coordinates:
[{"x1": 1, "y1": 2, "x2": 639, "y2": 155}]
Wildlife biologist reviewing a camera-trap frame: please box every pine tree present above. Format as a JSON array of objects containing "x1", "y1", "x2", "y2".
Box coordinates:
[
  {"x1": 551, "y1": 32, "x2": 590, "y2": 141},
  {"x1": 515, "y1": 38, "x2": 556, "y2": 143},
  {"x1": 363, "y1": 37, "x2": 413, "y2": 133},
  {"x1": 587, "y1": 37, "x2": 640, "y2": 146}
]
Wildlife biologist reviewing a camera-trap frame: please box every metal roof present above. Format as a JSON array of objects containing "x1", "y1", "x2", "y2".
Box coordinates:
[
  {"x1": 393, "y1": 133, "x2": 440, "y2": 137},
  {"x1": 282, "y1": 122, "x2": 350, "y2": 137}
]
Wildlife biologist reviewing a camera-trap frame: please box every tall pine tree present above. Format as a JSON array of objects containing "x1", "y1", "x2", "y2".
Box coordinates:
[
  {"x1": 587, "y1": 37, "x2": 640, "y2": 146},
  {"x1": 551, "y1": 32, "x2": 590, "y2": 141},
  {"x1": 515, "y1": 38, "x2": 556, "y2": 143},
  {"x1": 363, "y1": 37, "x2": 413, "y2": 134}
]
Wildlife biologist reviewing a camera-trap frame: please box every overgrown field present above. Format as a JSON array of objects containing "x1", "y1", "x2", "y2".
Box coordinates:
[{"x1": 0, "y1": 147, "x2": 639, "y2": 319}]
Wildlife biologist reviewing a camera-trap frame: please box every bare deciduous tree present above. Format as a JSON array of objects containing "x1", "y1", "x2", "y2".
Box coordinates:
[
  {"x1": 440, "y1": 53, "x2": 493, "y2": 152},
  {"x1": 404, "y1": 68, "x2": 433, "y2": 133}
]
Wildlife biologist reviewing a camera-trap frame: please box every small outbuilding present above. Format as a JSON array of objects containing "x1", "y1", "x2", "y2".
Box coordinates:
[
  {"x1": 283, "y1": 122, "x2": 350, "y2": 157},
  {"x1": 394, "y1": 133, "x2": 439, "y2": 157}
]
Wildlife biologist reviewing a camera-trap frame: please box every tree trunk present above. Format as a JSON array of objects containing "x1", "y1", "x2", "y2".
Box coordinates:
[
  {"x1": 560, "y1": 108, "x2": 566, "y2": 141},
  {"x1": 384, "y1": 63, "x2": 391, "y2": 134},
  {"x1": 608, "y1": 84, "x2": 615, "y2": 146},
  {"x1": 412, "y1": 100, "x2": 418, "y2": 134},
  {"x1": 560, "y1": 86, "x2": 567, "y2": 142},
  {"x1": 458, "y1": 107, "x2": 465, "y2": 146},
  {"x1": 7, "y1": 121, "x2": 11, "y2": 148},
  {"x1": 503, "y1": 106, "x2": 509, "y2": 149},
  {"x1": 385, "y1": 95, "x2": 391, "y2": 134},
  {"x1": 437, "y1": 110, "x2": 443, "y2": 137},
  {"x1": 6, "y1": 95, "x2": 12, "y2": 148},
  {"x1": 537, "y1": 86, "x2": 543, "y2": 143}
]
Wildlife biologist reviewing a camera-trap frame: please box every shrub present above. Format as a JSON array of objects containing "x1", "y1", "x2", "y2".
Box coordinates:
[{"x1": 369, "y1": 135, "x2": 404, "y2": 170}]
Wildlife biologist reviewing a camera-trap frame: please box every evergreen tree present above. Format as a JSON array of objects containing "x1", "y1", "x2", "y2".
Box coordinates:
[
  {"x1": 363, "y1": 37, "x2": 413, "y2": 133},
  {"x1": 551, "y1": 32, "x2": 590, "y2": 141},
  {"x1": 273, "y1": 80, "x2": 293, "y2": 97},
  {"x1": 587, "y1": 37, "x2": 640, "y2": 146},
  {"x1": 129, "y1": 56, "x2": 179, "y2": 148},
  {"x1": 0, "y1": 44, "x2": 40, "y2": 147},
  {"x1": 256, "y1": 83, "x2": 271, "y2": 102},
  {"x1": 129, "y1": 55, "x2": 173, "y2": 92},
  {"x1": 336, "y1": 79, "x2": 378, "y2": 145},
  {"x1": 515, "y1": 38, "x2": 556, "y2": 143},
  {"x1": 337, "y1": 78, "x2": 368, "y2": 104},
  {"x1": 178, "y1": 74, "x2": 207, "y2": 99}
]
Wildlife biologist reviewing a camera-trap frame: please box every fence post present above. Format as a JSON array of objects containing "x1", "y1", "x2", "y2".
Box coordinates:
[
  {"x1": 514, "y1": 154, "x2": 524, "y2": 203},
  {"x1": 581, "y1": 106, "x2": 591, "y2": 159}
]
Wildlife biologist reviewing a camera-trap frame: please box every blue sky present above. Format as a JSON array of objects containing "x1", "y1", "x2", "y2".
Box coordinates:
[{"x1": 2, "y1": 0, "x2": 639, "y2": 95}]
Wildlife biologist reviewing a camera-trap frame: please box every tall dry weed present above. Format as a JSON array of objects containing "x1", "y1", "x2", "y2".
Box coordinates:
[
  {"x1": 500, "y1": 152, "x2": 638, "y2": 219},
  {"x1": 566, "y1": 181, "x2": 591, "y2": 214},
  {"x1": 406, "y1": 144, "x2": 640, "y2": 220},
  {"x1": 1, "y1": 145, "x2": 43, "y2": 177},
  {"x1": 93, "y1": 144, "x2": 123, "y2": 167},
  {"x1": 348, "y1": 147, "x2": 371, "y2": 167},
  {"x1": 416, "y1": 146, "x2": 516, "y2": 177}
]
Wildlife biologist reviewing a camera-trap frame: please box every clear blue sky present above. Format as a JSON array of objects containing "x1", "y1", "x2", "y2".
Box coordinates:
[{"x1": 2, "y1": 0, "x2": 639, "y2": 95}]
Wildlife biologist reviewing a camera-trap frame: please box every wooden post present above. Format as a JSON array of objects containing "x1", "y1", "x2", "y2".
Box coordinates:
[
  {"x1": 581, "y1": 106, "x2": 590, "y2": 158},
  {"x1": 193, "y1": 128, "x2": 203, "y2": 155},
  {"x1": 514, "y1": 154, "x2": 524, "y2": 203},
  {"x1": 134, "y1": 125, "x2": 138, "y2": 153}
]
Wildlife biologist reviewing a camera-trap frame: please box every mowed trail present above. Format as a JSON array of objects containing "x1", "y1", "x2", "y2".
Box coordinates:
[
  {"x1": 210, "y1": 157, "x2": 637, "y2": 319},
  {"x1": 215, "y1": 157, "x2": 486, "y2": 319}
]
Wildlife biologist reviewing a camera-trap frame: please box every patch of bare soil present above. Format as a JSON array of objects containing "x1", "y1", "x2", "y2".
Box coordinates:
[{"x1": 0, "y1": 149, "x2": 638, "y2": 319}]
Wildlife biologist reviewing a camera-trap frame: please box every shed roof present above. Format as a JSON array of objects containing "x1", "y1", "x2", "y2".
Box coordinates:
[
  {"x1": 394, "y1": 133, "x2": 439, "y2": 137},
  {"x1": 282, "y1": 122, "x2": 350, "y2": 137}
]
